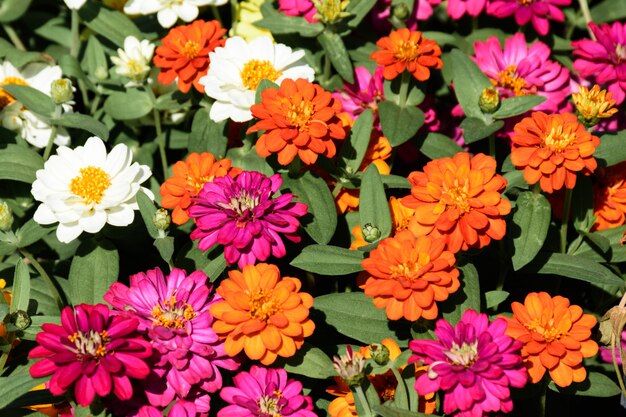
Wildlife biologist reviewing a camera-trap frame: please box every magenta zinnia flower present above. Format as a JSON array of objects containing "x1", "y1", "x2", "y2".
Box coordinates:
[
  {"x1": 29, "y1": 304, "x2": 152, "y2": 407},
  {"x1": 486, "y1": 0, "x2": 571, "y2": 36},
  {"x1": 447, "y1": 0, "x2": 486, "y2": 20},
  {"x1": 473, "y1": 32, "x2": 570, "y2": 113},
  {"x1": 218, "y1": 366, "x2": 316, "y2": 417},
  {"x1": 371, "y1": 0, "x2": 442, "y2": 32},
  {"x1": 278, "y1": 0, "x2": 318, "y2": 23},
  {"x1": 573, "y1": 22, "x2": 626, "y2": 105},
  {"x1": 409, "y1": 309, "x2": 528, "y2": 417},
  {"x1": 104, "y1": 267, "x2": 239, "y2": 410},
  {"x1": 332, "y1": 66, "x2": 384, "y2": 126},
  {"x1": 136, "y1": 401, "x2": 197, "y2": 417},
  {"x1": 189, "y1": 171, "x2": 307, "y2": 268}
]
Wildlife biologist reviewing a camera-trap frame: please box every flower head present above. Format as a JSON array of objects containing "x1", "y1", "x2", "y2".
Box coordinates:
[
  {"x1": 593, "y1": 162, "x2": 626, "y2": 231},
  {"x1": 29, "y1": 304, "x2": 152, "y2": 406},
  {"x1": 124, "y1": 0, "x2": 228, "y2": 28},
  {"x1": 401, "y1": 152, "x2": 511, "y2": 253},
  {"x1": 447, "y1": 0, "x2": 486, "y2": 20},
  {"x1": 312, "y1": 0, "x2": 350, "y2": 24},
  {"x1": 201, "y1": 36, "x2": 315, "y2": 123},
  {"x1": 332, "y1": 345, "x2": 366, "y2": 386},
  {"x1": 370, "y1": 28, "x2": 443, "y2": 81},
  {"x1": 361, "y1": 230, "x2": 460, "y2": 321},
  {"x1": 111, "y1": 36, "x2": 155, "y2": 86},
  {"x1": 370, "y1": 0, "x2": 443, "y2": 33},
  {"x1": 189, "y1": 171, "x2": 307, "y2": 268},
  {"x1": 230, "y1": 0, "x2": 274, "y2": 41},
  {"x1": 332, "y1": 66, "x2": 384, "y2": 127},
  {"x1": 278, "y1": 0, "x2": 318, "y2": 22},
  {"x1": 160, "y1": 152, "x2": 241, "y2": 225},
  {"x1": 572, "y1": 84, "x2": 618, "y2": 126},
  {"x1": 211, "y1": 263, "x2": 315, "y2": 365},
  {"x1": 410, "y1": 310, "x2": 528, "y2": 417},
  {"x1": 247, "y1": 78, "x2": 345, "y2": 165},
  {"x1": 153, "y1": 20, "x2": 226, "y2": 94},
  {"x1": 486, "y1": 0, "x2": 570, "y2": 36},
  {"x1": 31, "y1": 136, "x2": 152, "y2": 243},
  {"x1": 510, "y1": 112, "x2": 600, "y2": 193},
  {"x1": 218, "y1": 365, "x2": 316, "y2": 417},
  {"x1": 505, "y1": 292, "x2": 598, "y2": 387}
]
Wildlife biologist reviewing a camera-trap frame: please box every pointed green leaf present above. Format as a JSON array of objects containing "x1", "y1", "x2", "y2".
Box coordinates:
[
  {"x1": 2, "y1": 84, "x2": 55, "y2": 117},
  {"x1": 548, "y1": 372, "x2": 621, "y2": 397},
  {"x1": 459, "y1": 117, "x2": 504, "y2": 144},
  {"x1": 318, "y1": 30, "x2": 354, "y2": 83},
  {"x1": 441, "y1": 262, "x2": 480, "y2": 325},
  {"x1": 359, "y1": 164, "x2": 392, "y2": 242},
  {"x1": 55, "y1": 113, "x2": 109, "y2": 141},
  {"x1": 569, "y1": 225, "x2": 626, "y2": 263},
  {"x1": 136, "y1": 190, "x2": 159, "y2": 239},
  {"x1": 485, "y1": 290, "x2": 510, "y2": 309},
  {"x1": 419, "y1": 133, "x2": 464, "y2": 160},
  {"x1": 0, "y1": 0, "x2": 31, "y2": 23},
  {"x1": 0, "y1": 365, "x2": 49, "y2": 409},
  {"x1": 104, "y1": 89, "x2": 153, "y2": 120},
  {"x1": 188, "y1": 107, "x2": 228, "y2": 158},
  {"x1": 595, "y1": 131, "x2": 626, "y2": 167},
  {"x1": 10, "y1": 258, "x2": 29, "y2": 313},
  {"x1": 256, "y1": 2, "x2": 324, "y2": 37},
  {"x1": 68, "y1": 239, "x2": 119, "y2": 305},
  {"x1": 154, "y1": 237, "x2": 175, "y2": 265},
  {"x1": 275, "y1": 343, "x2": 336, "y2": 379},
  {"x1": 339, "y1": 109, "x2": 374, "y2": 173},
  {"x1": 379, "y1": 101, "x2": 424, "y2": 146},
  {"x1": 291, "y1": 245, "x2": 364, "y2": 275},
  {"x1": 79, "y1": 1, "x2": 142, "y2": 47},
  {"x1": 0, "y1": 144, "x2": 44, "y2": 183},
  {"x1": 492, "y1": 95, "x2": 546, "y2": 119},
  {"x1": 445, "y1": 49, "x2": 492, "y2": 120},
  {"x1": 510, "y1": 191, "x2": 551, "y2": 270}
]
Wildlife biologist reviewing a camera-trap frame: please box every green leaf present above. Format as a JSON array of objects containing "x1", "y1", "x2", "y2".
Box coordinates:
[
  {"x1": 380, "y1": 175, "x2": 411, "y2": 189},
  {"x1": 318, "y1": 30, "x2": 354, "y2": 83},
  {"x1": 591, "y1": 0, "x2": 626, "y2": 24},
  {"x1": 569, "y1": 225, "x2": 626, "y2": 263},
  {"x1": 154, "y1": 237, "x2": 175, "y2": 265},
  {"x1": 442, "y1": 262, "x2": 480, "y2": 325},
  {"x1": 15, "y1": 220, "x2": 54, "y2": 248},
  {"x1": 491, "y1": 95, "x2": 546, "y2": 119},
  {"x1": 281, "y1": 172, "x2": 337, "y2": 245},
  {"x1": 595, "y1": 131, "x2": 626, "y2": 167},
  {"x1": 419, "y1": 133, "x2": 464, "y2": 160},
  {"x1": 313, "y1": 292, "x2": 411, "y2": 346},
  {"x1": 359, "y1": 164, "x2": 392, "y2": 242},
  {"x1": 82, "y1": 36, "x2": 108, "y2": 81},
  {"x1": 504, "y1": 170, "x2": 527, "y2": 192},
  {"x1": 275, "y1": 343, "x2": 336, "y2": 379},
  {"x1": 104, "y1": 89, "x2": 153, "y2": 120},
  {"x1": 10, "y1": 258, "x2": 29, "y2": 314},
  {"x1": 373, "y1": 403, "x2": 438, "y2": 417},
  {"x1": 255, "y1": 79, "x2": 279, "y2": 104},
  {"x1": 444, "y1": 49, "x2": 492, "y2": 120},
  {"x1": 21, "y1": 315, "x2": 60, "y2": 341},
  {"x1": 548, "y1": 372, "x2": 621, "y2": 397},
  {"x1": 509, "y1": 191, "x2": 551, "y2": 270},
  {"x1": 2, "y1": 85, "x2": 55, "y2": 117},
  {"x1": 0, "y1": 144, "x2": 44, "y2": 183},
  {"x1": 68, "y1": 239, "x2": 119, "y2": 305},
  {"x1": 55, "y1": 113, "x2": 109, "y2": 141},
  {"x1": 579, "y1": 231, "x2": 611, "y2": 255},
  {"x1": 484, "y1": 290, "x2": 510, "y2": 309},
  {"x1": 345, "y1": 0, "x2": 377, "y2": 29},
  {"x1": 379, "y1": 101, "x2": 424, "y2": 146},
  {"x1": 225, "y1": 145, "x2": 273, "y2": 176},
  {"x1": 188, "y1": 108, "x2": 228, "y2": 158},
  {"x1": 175, "y1": 241, "x2": 226, "y2": 281},
  {"x1": 79, "y1": 1, "x2": 142, "y2": 47},
  {"x1": 459, "y1": 117, "x2": 504, "y2": 144},
  {"x1": 59, "y1": 55, "x2": 96, "y2": 91},
  {"x1": 256, "y1": 2, "x2": 324, "y2": 37},
  {"x1": 136, "y1": 190, "x2": 159, "y2": 239},
  {"x1": 291, "y1": 245, "x2": 364, "y2": 275},
  {"x1": 339, "y1": 109, "x2": 374, "y2": 173},
  {"x1": 34, "y1": 19, "x2": 71, "y2": 49},
  {"x1": 0, "y1": 365, "x2": 49, "y2": 409},
  {"x1": 0, "y1": 0, "x2": 31, "y2": 23}
]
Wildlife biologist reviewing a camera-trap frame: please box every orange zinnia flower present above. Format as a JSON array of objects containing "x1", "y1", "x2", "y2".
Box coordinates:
[
  {"x1": 510, "y1": 112, "x2": 600, "y2": 193},
  {"x1": 592, "y1": 162, "x2": 626, "y2": 231},
  {"x1": 247, "y1": 78, "x2": 346, "y2": 165},
  {"x1": 401, "y1": 152, "x2": 510, "y2": 254},
  {"x1": 505, "y1": 292, "x2": 598, "y2": 387},
  {"x1": 210, "y1": 263, "x2": 315, "y2": 365},
  {"x1": 360, "y1": 230, "x2": 459, "y2": 321},
  {"x1": 370, "y1": 28, "x2": 443, "y2": 81},
  {"x1": 159, "y1": 152, "x2": 241, "y2": 225},
  {"x1": 153, "y1": 20, "x2": 226, "y2": 94}
]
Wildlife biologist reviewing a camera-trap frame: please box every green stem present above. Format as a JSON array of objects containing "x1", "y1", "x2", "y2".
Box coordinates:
[
  {"x1": 398, "y1": 71, "x2": 411, "y2": 107},
  {"x1": 332, "y1": 181, "x2": 343, "y2": 198},
  {"x1": 153, "y1": 107, "x2": 168, "y2": 179},
  {"x1": 18, "y1": 248, "x2": 65, "y2": 311},
  {"x1": 90, "y1": 92, "x2": 102, "y2": 115},
  {"x1": 211, "y1": 5, "x2": 223, "y2": 25},
  {"x1": 560, "y1": 188, "x2": 573, "y2": 254},
  {"x1": 577, "y1": 0, "x2": 595, "y2": 40},
  {"x1": 611, "y1": 332, "x2": 626, "y2": 397},
  {"x1": 43, "y1": 106, "x2": 62, "y2": 161},
  {"x1": 323, "y1": 53, "x2": 332, "y2": 84},
  {"x1": 488, "y1": 134, "x2": 496, "y2": 159},
  {"x1": 2, "y1": 24, "x2": 25, "y2": 51},
  {"x1": 70, "y1": 9, "x2": 80, "y2": 58},
  {"x1": 354, "y1": 385, "x2": 373, "y2": 417}
]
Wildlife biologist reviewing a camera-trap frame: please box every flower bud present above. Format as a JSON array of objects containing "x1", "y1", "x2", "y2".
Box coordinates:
[
  {"x1": 368, "y1": 343, "x2": 390, "y2": 365},
  {"x1": 0, "y1": 202, "x2": 13, "y2": 232},
  {"x1": 333, "y1": 345, "x2": 365, "y2": 387},
  {"x1": 392, "y1": 3, "x2": 410, "y2": 20},
  {"x1": 9, "y1": 310, "x2": 31, "y2": 331},
  {"x1": 599, "y1": 306, "x2": 626, "y2": 347},
  {"x1": 95, "y1": 66, "x2": 108, "y2": 81},
  {"x1": 50, "y1": 78, "x2": 74, "y2": 105},
  {"x1": 362, "y1": 223, "x2": 381, "y2": 243},
  {"x1": 478, "y1": 87, "x2": 500, "y2": 114},
  {"x1": 313, "y1": 0, "x2": 351, "y2": 24},
  {"x1": 153, "y1": 208, "x2": 171, "y2": 231}
]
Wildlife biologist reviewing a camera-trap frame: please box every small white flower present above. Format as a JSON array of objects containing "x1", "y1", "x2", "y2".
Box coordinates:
[
  {"x1": 0, "y1": 61, "x2": 71, "y2": 148},
  {"x1": 31, "y1": 137, "x2": 153, "y2": 243},
  {"x1": 200, "y1": 36, "x2": 315, "y2": 123},
  {"x1": 64, "y1": 0, "x2": 87, "y2": 10},
  {"x1": 110, "y1": 36, "x2": 155, "y2": 87},
  {"x1": 124, "y1": 0, "x2": 228, "y2": 29}
]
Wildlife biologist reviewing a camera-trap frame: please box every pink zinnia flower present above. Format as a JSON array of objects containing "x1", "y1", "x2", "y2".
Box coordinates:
[
  {"x1": 278, "y1": 0, "x2": 318, "y2": 23},
  {"x1": 486, "y1": 0, "x2": 571, "y2": 36},
  {"x1": 136, "y1": 401, "x2": 197, "y2": 417},
  {"x1": 447, "y1": 0, "x2": 486, "y2": 20},
  {"x1": 188, "y1": 171, "x2": 308, "y2": 268},
  {"x1": 104, "y1": 267, "x2": 239, "y2": 410},
  {"x1": 218, "y1": 365, "x2": 316, "y2": 417},
  {"x1": 573, "y1": 22, "x2": 626, "y2": 105},
  {"x1": 600, "y1": 330, "x2": 626, "y2": 365},
  {"x1": 409, "y1": 309, "x2": 528, "y2": 417},
  {"x1": 473, "y1": 32, "x2": 570, "y2": 113},
  {"x1": 332, "y1": 66, "x2": 384, "y2": 125},
  {"x1": 371, "y1": 0, "x2": 443, "y2": 32},
  {"x1": 29, "y1": 304, "x2": 152, "y2": 407}
]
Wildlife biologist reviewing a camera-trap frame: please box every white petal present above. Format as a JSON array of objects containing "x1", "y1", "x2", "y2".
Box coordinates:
[
  {"x1": 33, "y1": 204, "x2": 58, "y2": 225},
  {"x1": 175, "y1": 3, "x2": 199, "y2": 22},
  {"x1": 157, "y1": 9, "x2": 178, "y2": 28},
  {"x1": 106, "y1": 205, "x2": 135, "y2": 227},
  {"x1": 78, "y1": 210, "x2": 107, "y2": 233},
  {"x1": 56, "y1": 221, "x2": 83, "y2": 243}
]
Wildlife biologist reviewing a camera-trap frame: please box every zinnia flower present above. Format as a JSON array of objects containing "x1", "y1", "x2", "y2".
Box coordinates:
[
  {"x1": 410, "y1": 310, "x2": 528, "y2": 417},
  {"x1": 360, "y1": 230, "x2": 460, "y2": 321},
  {"x1": 218, "y1": 365, "x2": 316, "y2": 417},
  {"x1": 401, "y1": 152, "x2": 511, "y2": 253},
  {"x1": 278, "y1": 0, "x2": 318, "y2": 22},
  {"x1": 593, "y1": 162, "x2": 626, "y2": 231},
  {"x1": 504, "y1": 292, "x2": 598, "y2": 387},
  {"x1": 370, "y1": 28, "x2": 443, "y2": 81},
  {"x1": 111, "y1": 36, "x2": 155, "y2": 86},
  {"x1": 153, "y1": 20, "x2": 226, "y2": 94},
  {"x1": 247, "y1": 78, "x2": 346, "y2": 166},
  {"x1": 31, "y1": 136, "x2": 152, "y2": 243},
  {"x1": 104, "y1": 267, "x2": 239, "y2": 408},
  {"x1": 124, "y1": 0, "x2": 228, "y2": 28},
  {"x1": 486, "y1": 0, "x2": 570, "y2": 36},
  {"x1": 159, "y1": 152, "x2": 241, "y2": 225},
  {"x1": 189, "y1": 171, "x2": 307, "y2": 268},
  {"x1": 230, "y1": 0, "x2": 274, "y2": 41},
  {"x1": 29, "y1": 304, "x2": 152, "y2": 406},
  {"x1": 510, "y1": 112, "x2": 600, "y2": 193},
  {"x1": 447, "y1": 0, "x2": 486, "y2": 20},
  {"x1": 473, "y1": 33, "x2": 570, "y2": 113},
  {"x1": 201, "y1": 36, "x2": 315, "y2": 123},
  {"x1": 572, "y1": 22, "x2": 626, "y2": 104},
  {"x1": 332, "y1": 66, "x2": 384, "y2": 127},
  {"x1": 210, "y1": 263, "x2": 315, "y2": 365},
  {"x1": 572, "y1": 84, "x2": 618, "y2": 126}
]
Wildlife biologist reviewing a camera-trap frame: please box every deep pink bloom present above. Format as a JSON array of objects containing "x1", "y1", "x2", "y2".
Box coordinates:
[
  {"x1": 188, "y1": 171, "x2": 307, "y2": 268},
  {"x1": 332, "y1": 66, "x2": 384, "y2": 126},
  {"x1": 573, "y1": 22, "x2": 626, "y2": 104},
  {"x1": 486, "y1": 0, "x2": 571, "y2": 36},
  {"x1": 218, "y1": 366, "x2": 316, "y2": 417},
  {"x1": 409, "y1": 310, "x2": 528, "y2": 417},
  {"x1": 29, "y1": 304, "x2": 152, "y2": 407},
  {"x1": 473, "y1": 32, "x2": 570, "y2": 113},
  {"x1": 104, "y1": 267, "x2": 239, "y2": 409},
  {"x1": 600, "y1": 330, "x2": 626, "y2": 365},
  {"x1": 278, "y1": 0, "x2": 318, "y2": 23},
  {"x1": 370, "y1": 0, "x2": 442, "y2": 32},
  {"x1": 447, "y1": 0, "x2": 486, "y2": 19},
  {"x1": 137, "y1": 401, "x2": 197, "y2": 417}
]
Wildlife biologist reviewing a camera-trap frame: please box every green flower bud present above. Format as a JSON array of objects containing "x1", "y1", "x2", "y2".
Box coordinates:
[
  {"x1": 313, "y1": 0, "x2": 351, "y2": 24},
  {"x1": 478, "y1": 87, "x2": 500, "y2": 114},
  {"x1": 392, "y1": 3, "x2": 410, "y2": 20},
  {"x1": 50, "y1": 78, "x2": 74, "y2": 105},
  {"x1": 0, "y1": 202, "x2": 13, "y2": 232},
  {"x1": 95, "y1": 66, "x2": 108, "y2": 81},
  {"x1": 362, "y1": 223, "x2": 381, "y2": 243},
  {"x1": 368, "y1": 343, "x2": 390, "y2": 365},
  {"x1": 153, "y1": 208, "x2": 171, "y2": 231},
  {"x1": 9, "y1": 310, "x2": 31, "y2": 331}
]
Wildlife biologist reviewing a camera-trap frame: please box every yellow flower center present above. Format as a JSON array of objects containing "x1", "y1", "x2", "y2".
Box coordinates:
[
  {"x1": 525, "y1": 318, "x2": 566, "y2": 343},
  {"x1": 573, "y1": 85, "x2": 617, "y2": 122},
  {"x1": 151, "y1": 295, "x2": 197, "y2": 329},
  {"x1": 68, "y1": 329, "x2": 110, "y2": 359},
  {"x1": 0, "y1": 76, "x2": 28, "y2": 109},
  {"x1": 187, "y1": 174, "x2": 215, "y2": 195},
  {"x1": 182, "y1": 40, "x2": 201, "y2": 59},
  {"x1": 494, "y1": 65, "x2": 532, "y2": 96},
  {"x1": 69, "y1": 166, "x2": 112, "y2": 205},
  {"x1": 542, "y1": 124, "x2": 576, "y2": 153},
  {"x1": 240, "y1": 59, "x2": 282, "y2": 91},
  {"x1": 286, "y1": 100, "x2": 315, "y2": 131},
  {"x1": 443, "y1": 341, "x2": 479, "y2": 367},
  {"x1": 394, "y1": 40, "x2": 420, "y2": 62},
  {"x1": 439, "y1": 180, "x2": 472, "y2": 214},
  {"x1": 390, "y1": 252, "x2": 430, "y2": 281},
  {"x1": 248, "y1": 290, "x2": 280, "y2": 322},
  {"x1": 257, "y1": 390, "x2": 284, "y2": 417}
]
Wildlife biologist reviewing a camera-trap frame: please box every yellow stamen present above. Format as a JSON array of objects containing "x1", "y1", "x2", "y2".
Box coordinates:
[
  {"x1": 542, "y1": 124, "x2": 576, "y2": 153},
  {"x1": 248, "y1": 290, "x2": 281, "y2": 321},
  {"x1": 0, "y1": 76, "x2": 28, "y2": 109},
  {"x1": 182, "y1": 40, "x2": 201, "y2": 59},
  {"x1": 493, "y1": 65, "x2": 533, "y2": 96},
  {"x1": 69, "y1": 166, "x2": 112, "y2": 205},
  {"x1": 240, "y1": 59, "x2": 282, "y2": 91}
]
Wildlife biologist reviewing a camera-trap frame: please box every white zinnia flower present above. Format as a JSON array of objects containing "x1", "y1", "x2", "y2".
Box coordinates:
[
  {"x1": 200, "y1": 36, "x2": 315, "y2": 123},
  {"x1": 0, "y1": 61, "x2": 71, "y2": 148},
  {"x1": 110, "y1": 36, "x2": 155, "y2": 86},
  {"x1": 64, "y1": 0, "x2": 87, "y2": 10},
  {"x1": 31, "y1": 137, "x2": 153, "y2": 244},
  {"x1": 124, "y1": 0, "x2": 228, "y2": 29}
]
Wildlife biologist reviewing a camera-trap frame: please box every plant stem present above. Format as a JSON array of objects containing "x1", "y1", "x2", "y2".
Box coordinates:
[
  {"x1": 211, "y1": 5, "x2": 223, "y2": 25},
  {"x1": 332, "y1": 181, "x2": 343, "y2": 198},
  {"x1": 90, "y1": 92, "x2": 102, "y2": 115},
  {"x1": 611, "y1": 332, "x2": 626, "y2": 397},
  {"x1": 153, "y1": 107, "x2": 168, "y2": 179},
  {"x1": 488, "y1": 134, "x2": 496, "y2": 159},
  {"x1": 43, "y1": 106, "x2": 62, "y2": 161},
  {"x1": 560, "y1": 188, "x2": 573, "y2": 254},
  {"x1": 323, "y1": 53, "x2": 332, "y2": 84},
  {"x1": 398, "y1": 71, "x2": 411, "y2": 107},
  {"x1": 70, "y1": 9, "x2": 80, "y2": 58},
  {"x1": 2, "y1": 24, "x2": 25, "y2": 51},
  {"x1": 18, "y1": 248, "x2": 65, "y2": 311},
  {"x1": 354, "y1": 385, "x2": 373, "y2": 417},
  {"x1": 577, "y1": 0, "x2": 595, "y2": 40}
]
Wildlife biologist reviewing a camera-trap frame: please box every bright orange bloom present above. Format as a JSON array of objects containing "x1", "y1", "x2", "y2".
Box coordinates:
[
  {"x1": 247, "y1": 78, "x2": 346, "y2": 165},
  {"x1": 153, "y1": 20, "x2": 226, "y2": 94},
  {"x1": 401, "y1": 152, "x2": 510, "y2": 254},
  {"x1": 160, "y1": 152, "x2": 241, "y2": 225},
  {"x1": 510, "y1": 112, "x2": 600, "y2": 193},
  {"x1": 360, "y1": 230, "x2": 459, "y2": 321},
  {"x1": 505, "y1": 292, "x2": 598, "y2": 387},
  {"x1": 210, "y1": 263, "x2": 315, "y2": 365},
  {"x1": 350, "y1": 197, "x2": 416, "y2": 250},
  {"x1": 593, "y1": 162, "x2": 626, "y2": 231},
  {"x1": 370, "y1": 28, "x2": 443, "y2": 81}
]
